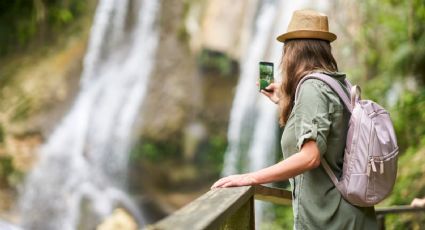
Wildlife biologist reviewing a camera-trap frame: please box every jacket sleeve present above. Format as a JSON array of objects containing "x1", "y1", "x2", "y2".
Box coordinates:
[{"x1": 293, "y1": 79, "x2": 332, "y2": 156}]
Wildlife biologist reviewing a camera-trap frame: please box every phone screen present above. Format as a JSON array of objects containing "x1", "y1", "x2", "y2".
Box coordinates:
[{"x1": 259, "y1": 62, "x2": 274, "y2": 92}]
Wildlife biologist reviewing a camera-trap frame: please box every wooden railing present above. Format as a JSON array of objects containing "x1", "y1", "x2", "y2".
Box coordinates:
[
  {"x1": 145, "y1": 185, "x2": 425, "y2": 230},
  {"x1": 145, "y1": 185, "x2": 291, "y2": 230},
  {"x1": 375, "y1": 205, "x2": 425, "y2": 230}
]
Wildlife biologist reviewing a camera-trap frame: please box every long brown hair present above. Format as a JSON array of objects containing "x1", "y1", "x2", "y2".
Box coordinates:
[{"x1": 279, "y1": 39, "x2": 338, "y2": 126}]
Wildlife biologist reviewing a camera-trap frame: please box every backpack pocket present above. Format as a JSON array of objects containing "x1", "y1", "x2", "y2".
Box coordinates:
[
  {"x1": 345, "y1": 149, "x2": 398, "y2": 207},
  {"x1": 346, "y1": 173, "x2": 369, "y2": 206},
  {"x1": 366, "y1": 150, "x2": 398, "y2": 203}
]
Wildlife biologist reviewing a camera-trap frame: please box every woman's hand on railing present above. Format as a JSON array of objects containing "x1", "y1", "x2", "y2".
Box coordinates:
[
  {"x1": 256, "y1": 82, "x2": 281, "y2": 104},
  {"x1": 211, "y1": 174, "x2": 258, "y2": 189}
]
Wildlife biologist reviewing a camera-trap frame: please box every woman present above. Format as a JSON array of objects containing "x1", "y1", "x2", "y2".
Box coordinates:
[{"x1": 211, "y1": 10, "x2": 378, "y2": 229}]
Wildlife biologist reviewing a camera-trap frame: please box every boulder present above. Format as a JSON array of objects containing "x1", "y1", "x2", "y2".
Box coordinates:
[{"x1": 97, "y1": 208, "x2": 138, "y2": 230}]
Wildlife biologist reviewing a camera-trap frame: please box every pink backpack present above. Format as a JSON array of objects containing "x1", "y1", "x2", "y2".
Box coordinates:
[{"x1": 295, "y1": 73, "x2": 399, "y2": 207}]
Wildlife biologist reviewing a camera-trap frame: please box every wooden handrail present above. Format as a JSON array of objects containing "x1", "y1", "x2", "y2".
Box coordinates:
[
  {"x1": 254, "y1": 185, "x2": 292, "y2": 206},
  {"x1": 145, "y1": 185, "x2": 291, "y2": 230},
  {"x1": 376, "y1": 205, "x2": 425, "y2": 215},
  {"x1": 145, "y1": 185, "x2": 425, "y2": 230},
  {"x1": 375, "y1": 205, "x2": 425, "y2": 230}
]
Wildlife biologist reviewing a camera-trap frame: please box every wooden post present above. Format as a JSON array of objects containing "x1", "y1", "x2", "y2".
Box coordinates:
[
  {"x1": 375, "y1": 205, "x2": 425, "y2": 230},
  {"x1": 377, "y1": 214, "x2": 385, "y2": 230},
  {"x1": 219, "y1": 197, "x2": 255, "y2": 230},
  {"x1": 250, "y1": 197, "x2": 255, "y2": 229}
]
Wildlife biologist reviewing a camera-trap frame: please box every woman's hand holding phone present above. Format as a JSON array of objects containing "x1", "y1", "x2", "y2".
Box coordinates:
[{"x1": 256, "y1": 82, "x2": 281, "y2": 104}]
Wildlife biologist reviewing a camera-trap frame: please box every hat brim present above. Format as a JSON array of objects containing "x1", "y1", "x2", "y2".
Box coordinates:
[{"x1": 276, "y1": 30, "x2": 337, "y2": 43}]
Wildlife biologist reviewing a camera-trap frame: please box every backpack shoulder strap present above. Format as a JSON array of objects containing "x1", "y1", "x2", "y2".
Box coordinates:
[
  {"x1": 295, "y1": 72, "x2": 353, "y2": 187},
  {"x1": 321, "y1": 158, "x2": 340, "y2": 185},
  {"x1": 295, "y1": 72, "x2": 353, "y2": 112}
]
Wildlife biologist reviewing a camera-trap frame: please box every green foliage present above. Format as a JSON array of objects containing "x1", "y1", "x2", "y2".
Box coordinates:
[
  {"x1": 0, "y1": 124, "x2": 4, "y2": 144},
  {"x1": 260, "y1": 204, "x2": 293, "y2": 230},
  {"x1": 130, "y1": 142, "x2": 158, "y2": 161},
  {"x1": 392, "y1": 90, "x2": 425, "y2": 151},
  {"x1": 0, "y1": 156, "x2": 23, "y2": 188},
  {"x1": 352, "y1": 1, "x2": 425, "y2": 227},
  {"x1": 271, "y1": 204, "x2": 294, "y2": 229},
  {"x1": 379, "y1": 145, "x2": 425, "y2": 229},
  {"x1": 200, "y1": 135, "x2": 227, "y2": 173},
  {"x1": 198, "y1": 49, "x2": 236, "y2": 76},
  {"x1": 130, "y1": 138, "x2": 181, "y2": 162},
  {"x1": 50, "y1": 8, "x2": 74, "y2": 25},
  {"x1": 130, "y1": 134, "x2": 227, "y2": 175},
  {"x1": 0, "y1": 157, "x2": 13, "y2": 180},
  {"x1": 11, "y1": 96, "x2": 32, "y2": 122},
  {"x1": 356, "y1": 0, "x2": 425, "y2": 84},
  {"x1": 384, "y1": 146, "x2": 425, "y2": 206},
  {"x1": 0, "y1": 0, "x2": 88, "y2": 56},
  {"x1": 355, "y1": 0, "x2": 425, "y2": 152}
]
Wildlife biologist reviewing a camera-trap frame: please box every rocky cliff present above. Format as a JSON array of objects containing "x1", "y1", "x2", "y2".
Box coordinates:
[{"x1": 0, "y1": 0, "x2": 255, "y2": 224}]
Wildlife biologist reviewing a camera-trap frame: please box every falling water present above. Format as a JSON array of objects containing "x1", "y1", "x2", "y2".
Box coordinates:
[
  {"x1": 220, "y1": 1, "x2": 280, "y2": 226},
  {"x1": 19, "y1": 0, "x2": 159, "y2": 229},
  {"x1": 221, "y1": 0, "x2": 313, "y2": 226},
  {"x1": 222, "y1": 1, "x2": 279, "y2": 177}
]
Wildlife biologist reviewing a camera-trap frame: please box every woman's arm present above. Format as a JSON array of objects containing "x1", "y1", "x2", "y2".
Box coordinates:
[{"x1": 211, "y1": 140, "x2": 321, "y2": 188}]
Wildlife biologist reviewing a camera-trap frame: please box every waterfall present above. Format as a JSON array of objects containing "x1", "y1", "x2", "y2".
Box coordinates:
[
  {"x1": 222, "y1": 1, "x2": 279, "y2": 177},
  {"x1": 221, "y1": 0, "x2": 312, "y2": 226},
  {"x1": 19, "y1": 0, "x2": 160, "y2": 229},
  {"x1": 220, "y1": 1, "x2": 280, "y2": 227}
]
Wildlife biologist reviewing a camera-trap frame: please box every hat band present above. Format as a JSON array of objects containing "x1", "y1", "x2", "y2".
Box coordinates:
[{"x1": 277, "y1": 30, "x2": 337, "y2": 43}]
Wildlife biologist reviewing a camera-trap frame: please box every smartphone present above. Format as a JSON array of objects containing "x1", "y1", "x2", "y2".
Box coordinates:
[{"x1": 259, "y1": 62, "x2": 274, "y2": 92}]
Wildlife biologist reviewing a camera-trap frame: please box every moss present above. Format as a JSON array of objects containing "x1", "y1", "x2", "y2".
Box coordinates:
[
  {"x1": 198, "y1": 49, "x2": 238, "y2": 76},
  {"x1": 0, "y1": 156, "x2": 14, "y2": 187},
  {"x1": 176, "y1": 0, "x2": 191, "y2": 42},
  {"x1": 130, "y1": 137, "x2": 182, "y2": 162},
  {"x1": 0, "y1": 0, "x2": 90, "y2": 56},
  {"x1": 129, "y1": 133, "x2": 228, "y2": 179},
  {"x1": 198, "y1": 135, "x2": 227, "y2": 174},
  {"x1": 0, "y1": 157, "x2": 13, "y2": 178},
  {"x1": 0, "y1": 124, "x2": 4, "y2": 144},
  {"x1": 10, "y1": 96, "x2": 32, "y2": 122}
]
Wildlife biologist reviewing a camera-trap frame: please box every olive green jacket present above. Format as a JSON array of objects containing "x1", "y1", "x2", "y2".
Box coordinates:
[{"x1": 281, "y1": 73, "x2": 378, "y2": 230}]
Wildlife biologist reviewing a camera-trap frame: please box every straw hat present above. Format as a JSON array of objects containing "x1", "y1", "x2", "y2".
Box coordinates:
[{"x1": 277, "y1": 10, "x2": 336, "y2": 43}]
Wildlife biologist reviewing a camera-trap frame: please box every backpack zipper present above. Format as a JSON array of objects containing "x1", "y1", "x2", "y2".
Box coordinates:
[
  {"x1": 367, "y1": 161, "x2": 371, "y2": 176},
  {"x1": 368, "y1": 158, "x2": 387, "y2": 176},
  {"x1": 370, "y1": 158, "x2": 377, "y2": 173},
  {"x1": 367, "y1": 158, "x2": 376, "y2": 177},
  {"x1": 371, "y1": 148, "x2": 399, "y2": 162}
]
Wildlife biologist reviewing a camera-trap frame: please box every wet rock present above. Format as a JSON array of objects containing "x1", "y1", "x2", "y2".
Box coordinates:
[
  {"x1": 4, "y1": 133, "x2": 43, "y2": 172},
  {"x1": 139, "y1": 0, "x2": 200, "y2": 141},
  {"x1": 97, "y1": 208, "x2": 138, "y2": 230},
  {"x1": 202, "y1": 0, "x2": 247, "y2": 59},
  {"x1": 183, "y1": 121, "x2": 207, "y2": 162}
]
